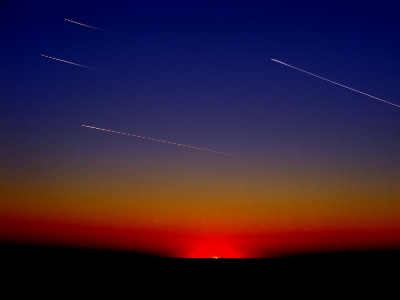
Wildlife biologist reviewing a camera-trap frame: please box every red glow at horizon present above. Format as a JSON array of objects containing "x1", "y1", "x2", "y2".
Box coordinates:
[
  {"x1": 187, "y1": 239, "x2": 243, "y2": 258},
  {"x1": 2, "y1": 213, "x2": 400, "y2": 258}
]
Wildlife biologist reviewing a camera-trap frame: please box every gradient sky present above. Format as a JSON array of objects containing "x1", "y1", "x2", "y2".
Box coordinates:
[{"x1": 1, "y1": 0, "x2": 400, "y2": 258}]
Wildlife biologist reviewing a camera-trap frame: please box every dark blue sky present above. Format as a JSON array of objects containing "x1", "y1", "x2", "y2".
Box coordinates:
[{"x1": 1, "y1": 1, "x2": 399, "y2": 257}]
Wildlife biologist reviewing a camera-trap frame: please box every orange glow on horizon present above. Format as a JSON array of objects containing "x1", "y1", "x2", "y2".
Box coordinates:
[{"x1": 1, "y1": 208, "x2": 400, "y2": 258}]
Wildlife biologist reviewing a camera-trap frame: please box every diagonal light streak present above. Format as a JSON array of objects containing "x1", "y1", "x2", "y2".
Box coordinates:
[
  {"x1": 82, "y1": 125, "x2": 238, "y2": 157},
  {"x1": 271, "y1": 58, "x2": 400, "y2": 109},
  {"x1": 40, "y1": 54, "x2": 100, "y2": 71},
  {"x1": 64, "y1": 18, "x2": 107, "y2": 32}
]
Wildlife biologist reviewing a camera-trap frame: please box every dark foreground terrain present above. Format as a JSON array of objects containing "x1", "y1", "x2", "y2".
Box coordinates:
[{"x1": 3, "y1": 243, "x2": 399, "y2": 286}]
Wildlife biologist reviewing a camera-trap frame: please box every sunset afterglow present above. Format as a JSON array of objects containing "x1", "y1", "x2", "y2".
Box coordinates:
[{"x1": 1, "y1": 1, "x2": 399, "y2": 258}]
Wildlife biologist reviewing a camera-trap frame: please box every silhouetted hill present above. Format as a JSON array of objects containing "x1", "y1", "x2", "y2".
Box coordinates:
[{"x1": 3, "y1": 243, "x2": 399, "y2": 282}]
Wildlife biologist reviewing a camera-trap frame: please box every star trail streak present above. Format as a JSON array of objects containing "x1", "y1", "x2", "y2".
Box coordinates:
[
  {"x1": 40, "y1": 54, "x2": 100, "y2": 71},
  {"x1": 64, "y1": 18, "x2": 107, "y2": 32},
  {"x1": 82, "y1": 125, "x2": 238, "y2": 157},
  {"x1": 271, "y1": 58, "x2": 400, "y2": 109}
]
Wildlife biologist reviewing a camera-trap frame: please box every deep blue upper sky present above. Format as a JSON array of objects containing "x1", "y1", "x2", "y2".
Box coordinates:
[{"x1": 1, "y1": 0, "x2": 399, "y2": 192}]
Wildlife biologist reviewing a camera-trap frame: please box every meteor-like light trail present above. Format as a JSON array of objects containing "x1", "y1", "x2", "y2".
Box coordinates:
[
  {"x1": 64, "y1": 18, "x2": 107, "y2": 32},
  {"x1": 40, "y1": 54, "x2": 99, "y2": 71},
  {"x1": 82, "y1": 125, "x2": 238, "y2": 157},
  {"x1": 271, "y1": 58, "x2": 400, "y2": 109}
]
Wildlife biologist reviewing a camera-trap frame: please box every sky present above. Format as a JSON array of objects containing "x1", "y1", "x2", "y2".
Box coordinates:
[{"x1": 1, "y1": 0, "x2": 399, "y2": 258}]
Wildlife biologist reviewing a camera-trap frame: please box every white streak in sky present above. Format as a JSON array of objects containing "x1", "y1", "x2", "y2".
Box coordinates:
[
  {"x1": 271, "y1": 58, "x2": 400, "y2": 109},
  {"x1": 40, "y1": 54, "x2": 99, "y2": 71},
  {"x1": 64, "y1": 18, "x2": 107, "y2": 32},
  {"x1": 82, "y1": 125, "x2": 238, "y2": 157}
]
